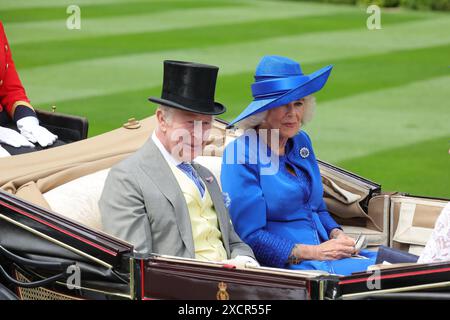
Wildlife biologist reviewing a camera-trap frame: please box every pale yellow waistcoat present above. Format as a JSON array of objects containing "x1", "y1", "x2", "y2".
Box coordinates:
[{"x1": 169, "y1": 164, "x2": 227, "y2": 262}]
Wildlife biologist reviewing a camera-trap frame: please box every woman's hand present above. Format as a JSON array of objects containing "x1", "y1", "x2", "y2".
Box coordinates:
[
  {"x1": 312, "y1": 238, "x2": 356, "y2": 260},
  {"x1": 330, "y1": 228, "x2": 356, "y2": 246},
  {"x1": 292, "y1": 237, "x2": 356, "y2": 262}
]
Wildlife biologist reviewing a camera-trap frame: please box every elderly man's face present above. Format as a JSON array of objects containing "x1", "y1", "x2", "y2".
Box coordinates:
[
  {"x1": 158, "y1": 108, "x2": 213, "y2": 162},
  {"x1": 264, "y1": 98, "x2": 305, "y2": 139}
]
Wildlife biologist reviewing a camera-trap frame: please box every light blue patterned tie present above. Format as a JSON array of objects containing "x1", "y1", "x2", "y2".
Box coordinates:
[{"x1": 177, "y1": 163, "x2": 205, "y2": 197}]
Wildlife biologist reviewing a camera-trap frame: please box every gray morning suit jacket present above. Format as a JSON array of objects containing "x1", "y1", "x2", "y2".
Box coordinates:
[{"x1": 99, "y1": 137, "x2": 254, "y2": 259}]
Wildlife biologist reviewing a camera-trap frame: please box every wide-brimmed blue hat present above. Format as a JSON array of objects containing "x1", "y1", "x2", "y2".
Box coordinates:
[{"x1": 229, "y1": 55, "x2": 332, "y2": 127}]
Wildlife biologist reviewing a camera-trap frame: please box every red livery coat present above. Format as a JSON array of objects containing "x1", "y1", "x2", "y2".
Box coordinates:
[{"x1": 0, "y1": 21, "x2": 34, "y2": 121}]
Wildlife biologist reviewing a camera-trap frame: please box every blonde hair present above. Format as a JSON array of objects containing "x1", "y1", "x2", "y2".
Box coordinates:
[{"x1": 237, "y1": 95, "x2": 316, "y2": 130}]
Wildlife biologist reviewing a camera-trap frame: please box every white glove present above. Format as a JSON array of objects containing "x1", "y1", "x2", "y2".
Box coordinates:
[
  {"x1": 0, "y1": 125, "x2": 35, "y2": 148},
  {"x1": 17, "y1": 116, "x2": 58, "y2": 147},
  {"x1": 0, "y1": 145, "x2": 11, "y2": 158},
  {"x1": 222, "y1": 255, "x2": 260, "y2": 268}
]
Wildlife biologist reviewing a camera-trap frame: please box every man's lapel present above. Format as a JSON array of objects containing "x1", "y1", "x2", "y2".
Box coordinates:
[
  {"x1": 192, "y1": 162, "x2": 231, "y2": 256},
  {"x1": 139, "y1": 138, "x2": 195, "y2": 257}
]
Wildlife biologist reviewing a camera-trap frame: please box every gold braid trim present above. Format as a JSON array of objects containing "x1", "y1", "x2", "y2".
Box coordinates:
[{"x1": 11, "y1": 100, "x2": 34, "y2": 117}]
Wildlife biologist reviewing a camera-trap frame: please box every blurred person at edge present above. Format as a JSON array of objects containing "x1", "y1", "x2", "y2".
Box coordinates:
[{"x1": 0, "y1": 21, "x2": 57, "y2": 158}]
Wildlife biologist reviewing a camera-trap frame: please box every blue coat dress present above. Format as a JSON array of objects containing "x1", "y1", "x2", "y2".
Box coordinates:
[{"x1": 221, "y1": 130, "x2": 376, "y2": 276}]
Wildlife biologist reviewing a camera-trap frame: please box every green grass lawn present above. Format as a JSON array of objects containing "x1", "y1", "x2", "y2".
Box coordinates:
[{"x1": 1, "y1": 0, "x2": 449, "y2": 198}]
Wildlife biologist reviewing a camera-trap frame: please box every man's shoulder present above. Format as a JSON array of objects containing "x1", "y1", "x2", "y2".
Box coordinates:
[
  {"x1": 110, "y1": 151, "x2": 141, "y2": 176},
  {"x1": 108, "y1": 145, "x2": 152, "y2": 181}
]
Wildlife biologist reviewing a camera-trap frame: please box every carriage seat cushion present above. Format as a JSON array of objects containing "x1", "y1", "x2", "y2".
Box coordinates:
[
  {"x1": 341, "y1": 225, "x2": 386, "y2": 247},
  {"x1": 43, "y1": 168, "x2": 110, "y2": 231},
  {"x1": 390, "y1": 197, "x2": 448, "y2": 256}
]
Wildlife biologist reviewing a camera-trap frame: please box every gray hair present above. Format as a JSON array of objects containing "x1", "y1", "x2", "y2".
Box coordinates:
[
  {"x1": 237, "y1": 95, "x2": 316, "y2": 130},
  {"x1": 157, "y1": 105, "x2": 174, "y2": 124}
]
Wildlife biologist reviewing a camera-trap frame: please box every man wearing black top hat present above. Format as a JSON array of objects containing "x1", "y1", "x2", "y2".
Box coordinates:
[{"x1": 99, "y1": 60, "x2": 257, "y2": 266}]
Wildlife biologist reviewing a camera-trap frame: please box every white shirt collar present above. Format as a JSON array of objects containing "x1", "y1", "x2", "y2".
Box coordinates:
[
  {"x1": 152, "y1": 131, "x2": 206, "y2": 198},
  {"x1": 152, "y1": 131, "x2": 182, "y2": 167}
]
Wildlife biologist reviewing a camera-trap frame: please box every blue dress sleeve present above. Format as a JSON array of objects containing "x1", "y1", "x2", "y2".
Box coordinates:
[
  {"x1": 221, "y1": 141, "x2": 296, "y2": 268},
  {"x1": 317, "y1": 200, "x2": 342, "y2": 237}
]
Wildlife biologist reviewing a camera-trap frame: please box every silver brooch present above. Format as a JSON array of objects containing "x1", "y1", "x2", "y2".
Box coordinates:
[
  {"x1": 300, "y1": 147, "x2": 310, "y2": 158},
  {"x1": 222, "y1": 192, "x2": 231, "y2": 209}
]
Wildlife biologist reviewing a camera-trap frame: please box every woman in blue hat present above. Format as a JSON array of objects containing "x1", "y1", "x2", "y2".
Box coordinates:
[{"x1": 220, "y1": 56, "x2": 376, "y2": 276}]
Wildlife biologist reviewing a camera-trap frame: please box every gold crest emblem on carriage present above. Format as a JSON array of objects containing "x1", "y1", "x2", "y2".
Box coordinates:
[{"x1": 216, "y1": 281, "x2": 229, "y2": 300}]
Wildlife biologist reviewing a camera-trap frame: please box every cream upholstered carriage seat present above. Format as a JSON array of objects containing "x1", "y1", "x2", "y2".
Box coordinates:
[
  {"x1": 389, "y1": 195, "x2": 449, "y2": 256},
  {"x1": 43, "y1": 168, "x2": 110, "y2": 231}
]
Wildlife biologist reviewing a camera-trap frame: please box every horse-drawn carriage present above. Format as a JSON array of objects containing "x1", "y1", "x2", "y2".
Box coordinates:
[{"x1": 0, "y1": 115, "x2": 449, "y2": 300}]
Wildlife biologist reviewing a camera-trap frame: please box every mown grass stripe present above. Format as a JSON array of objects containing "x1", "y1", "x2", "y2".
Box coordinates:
[
  {"x1": 288, "y1": 44, "x2": 450, "y2": 103},
  {"x1": 9, "y1": 11, "x2": 428, "y2": 69},
  {"x1": 2, "y1": 2, "x2": 358, "y2": 45},
  {"x1": 0, "y1": 0, "x2": 244, "y2": 23},
  {"x1": 18, "y1": 16, "x2": 450, "y2": 106},
  {"x1": 307, "y1": 75, "x2": 450, "y2": 164},
  {"x1": 0, "y1": 0, "x2": 177, "y2": 10},
  {"x1": 337, "y1": 135, "x2": 450, "y2": 198}
]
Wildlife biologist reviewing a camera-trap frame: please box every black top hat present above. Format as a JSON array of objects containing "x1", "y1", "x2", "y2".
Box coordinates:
[{"x1": 148, "y1": 60, "x2": 226, "y2": 115}]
